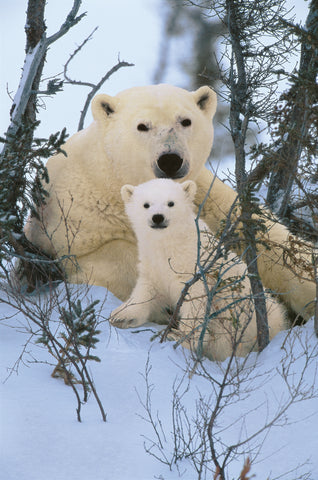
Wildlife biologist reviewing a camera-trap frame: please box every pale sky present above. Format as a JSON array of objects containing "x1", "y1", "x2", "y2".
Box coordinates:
[
  {"x1": 1, "y1": 0, "x2": 308, "y2": 141},
  {"x1": 1, "y1": 0, "x2": 164, "y2": 137}
]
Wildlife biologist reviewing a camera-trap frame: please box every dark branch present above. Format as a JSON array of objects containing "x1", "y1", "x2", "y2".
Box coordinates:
[
  {"x1": 63, "y1": 27, "x2": 98, "y2": 88},
  {"x1": 77, "y1": 60, "x2": 134, "y2": 131},
  {"x1": 46, "y1": 0, "x2": 86, "y2": 46}
]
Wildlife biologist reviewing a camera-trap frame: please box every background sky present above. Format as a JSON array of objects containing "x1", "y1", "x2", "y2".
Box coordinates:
[
  {"x1": 0, "y1": 0, "x2": 164, "y2": 137},
  {"x1": 1, "y1": 0, "x2": 308, "y2": 143}
]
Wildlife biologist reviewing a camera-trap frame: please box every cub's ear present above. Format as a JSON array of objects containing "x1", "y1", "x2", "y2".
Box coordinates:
[
  {"x1": 91, "y1": 93, "x2": 117, "y2": 122},
  {"x1": 181, "y1": 180, "x2": 197, "y2": 201},
  {"x1": 192, "y1": 86, "x2": 217, "y2": 118},
  {"x1": 121, "y1": 184, "x2": 135, "y2": 203}
]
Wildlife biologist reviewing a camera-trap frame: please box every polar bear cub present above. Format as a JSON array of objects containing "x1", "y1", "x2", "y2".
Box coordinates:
[{"x1": 110, "y1": 179, "x2": 286, "y2": 361}]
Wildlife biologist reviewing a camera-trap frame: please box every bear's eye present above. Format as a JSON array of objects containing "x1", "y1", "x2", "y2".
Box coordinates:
[
  {"x1": 137, "y1": 123, "x2": 150, "y2": 132},
  {"x1": 168, "y1": 201, "x2": 174, "y2": 207},
  {"x1": 181, "y1": 118, "x2": 192, "y2": 127},
  {"x1": 143, "y1": 203, "x2": 150, "y2": 209}
]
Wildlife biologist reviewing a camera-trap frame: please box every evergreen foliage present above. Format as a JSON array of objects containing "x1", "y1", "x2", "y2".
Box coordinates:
[
  {"x1": 0, "y1": 124, "x2": 67, "y2": 246},
  {"x1": 37, "y1": 298, "x2": 102, "y2": 383}
]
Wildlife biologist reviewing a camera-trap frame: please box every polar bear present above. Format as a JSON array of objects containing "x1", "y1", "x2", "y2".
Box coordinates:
[
  {"x1": 110, "y1": 179, "x2": 286, "y2": 361},
  {"x1": 23, "y1": 84, "x2": 315, "y2": 320}
]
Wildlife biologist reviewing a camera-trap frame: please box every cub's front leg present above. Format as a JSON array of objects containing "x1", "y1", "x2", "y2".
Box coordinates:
[{"x1": 109, "y1": 280, "x2": 158, "y2": 328}]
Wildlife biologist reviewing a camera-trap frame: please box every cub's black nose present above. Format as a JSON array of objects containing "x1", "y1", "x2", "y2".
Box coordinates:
[
  {"x1": 157, "y1": 153, "x2": 183, "y2": 178},
  {"x1": 152, "y1": 214, "x2": 165, "y2": 225},
  {"x1": 151, "y1": 214, "x2": 167, "y2": 229}
]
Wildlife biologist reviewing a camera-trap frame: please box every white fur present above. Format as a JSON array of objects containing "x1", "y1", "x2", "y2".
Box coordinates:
[
  {"x1": 110, "y1": 179, "x2": 287, "y2": 361},
  {"x1": 23, "y1": 84, "x2": 315, "y2": 319}
]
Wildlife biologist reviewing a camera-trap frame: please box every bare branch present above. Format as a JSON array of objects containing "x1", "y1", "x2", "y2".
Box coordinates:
[
  {"x1": 62, "y1": 26, "x2": 134, "y2": 130},
  {"x1": 77, "y1": 60, "x2": 134, "y2": 131},
  {"x1": 63, "y1": 27, "x2": 98, "y2": 88},
  {"x1": 46, "y1": 0, "x2": 86, "y2": 46}
]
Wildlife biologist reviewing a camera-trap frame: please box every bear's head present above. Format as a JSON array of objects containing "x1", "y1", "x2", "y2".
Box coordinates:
[
  {"x1": 121, "y1": 178, "x2": 197, "y2": 236},
  {"x1": 91, "y1": 84, "x2": 217, "y2": 185}
]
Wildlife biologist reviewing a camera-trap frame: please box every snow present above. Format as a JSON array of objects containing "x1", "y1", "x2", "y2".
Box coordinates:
[
  {"x1": 10, "y1": 41, "x2": 43, "y2": 124},
  {"x1": 1, "y1": 283, "x2": 318, "y2": 480}
]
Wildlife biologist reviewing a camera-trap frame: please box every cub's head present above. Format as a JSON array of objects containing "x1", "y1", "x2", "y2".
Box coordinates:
[
  {"x1": 121, "y1": 179, "x2": 197, "y2": 235},
  {"x1": 91, "y1": 84, "x2": 217, "y2": 185}
]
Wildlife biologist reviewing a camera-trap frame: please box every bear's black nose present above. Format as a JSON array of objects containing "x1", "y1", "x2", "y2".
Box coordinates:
[
  {"x1": 157, "y1": 153, "x2": 183, "y2": 178},
  {"x1": 152, "y1": 214, "x2": 165, "y2": 225}
]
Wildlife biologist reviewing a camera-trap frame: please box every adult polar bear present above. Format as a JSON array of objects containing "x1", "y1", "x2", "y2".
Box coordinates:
[{"x1": 25, "y1": 84, "x2": 315, "y2": 319}]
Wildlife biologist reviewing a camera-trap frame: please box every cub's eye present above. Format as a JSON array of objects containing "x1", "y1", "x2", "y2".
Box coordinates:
[
  {"x1": 181, "y1": 118, "x2": 191, "y2": 127},
  {"x1": 143, "y1": 203, "x2": 150, "y2": 209},
  {"x1": 168, "y1": 201, "x2": 174, "y2": 207},
  {"x1": 137, "y1": 123, "x2": 150, "y2": 132}
]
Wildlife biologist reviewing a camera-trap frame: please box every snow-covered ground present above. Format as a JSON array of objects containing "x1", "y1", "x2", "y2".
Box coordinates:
[{"x1": 1, "y1": 283, "x2": 317, "y2": 480}]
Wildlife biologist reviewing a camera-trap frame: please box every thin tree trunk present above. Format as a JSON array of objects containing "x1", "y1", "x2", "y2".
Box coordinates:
[
  {"x1": 266, "y1": 0, "x2": 318, "y2": 219},
  {"x1": 227, "y1": 0, "x2": 270, "y2": 350}
]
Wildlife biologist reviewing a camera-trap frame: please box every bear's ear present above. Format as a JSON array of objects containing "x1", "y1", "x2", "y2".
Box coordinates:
[
  {"x1": 121, "y1": 184, "x2": 135, "y2": 203},
  {"x1": 91, "y1": 94, "x2": 117, "y2": 122},
  {"x1": 192, "y1": 86, "x2": 217, "y2": 118},
  {"x1": 181, "y1": 180, "x2": 197, "y2": 201}
]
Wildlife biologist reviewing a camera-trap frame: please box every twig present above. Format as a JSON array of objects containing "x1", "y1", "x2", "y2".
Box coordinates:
[
  {"x1": 77, "y1": 60, "x2": 134, "y2": 131},
  {"x1": 63, "y1": 27, "x2": 98, "y2": 88},
  {"x1": 46, "y1": 0, "x2": 86, "y2": 47},
  {"x1": 62, "y1": 28, "x2": 134, "y2": 130}
]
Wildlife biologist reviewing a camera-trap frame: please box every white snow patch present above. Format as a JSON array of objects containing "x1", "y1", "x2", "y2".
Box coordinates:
[{"x1": 1, "y1": 283, "x2": 318, "y2": 480}]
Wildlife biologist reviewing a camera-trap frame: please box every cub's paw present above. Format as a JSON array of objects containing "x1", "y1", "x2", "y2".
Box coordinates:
[
  {"x1": 109, "y1": 304, "x2": 146, "y2": 329},
  {"x1": 110, "y1": 315, "x2": 139, "y2": 329}
]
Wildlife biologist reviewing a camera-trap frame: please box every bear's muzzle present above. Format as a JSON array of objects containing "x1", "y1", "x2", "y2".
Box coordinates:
[{"x1": 154, "y1": 153, "x2": 189, "y2": 179}]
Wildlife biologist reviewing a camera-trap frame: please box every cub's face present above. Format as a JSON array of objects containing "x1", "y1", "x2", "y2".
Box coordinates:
[
  {"x1": 91, "y1": 84, "x2": 217, "y2": 186},
  {"x1": 121, "y1": 179, "x2": 197, "y2": 236}
]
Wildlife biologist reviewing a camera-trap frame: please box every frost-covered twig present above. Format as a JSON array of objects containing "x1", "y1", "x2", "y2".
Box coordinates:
[
  {"x1": 2, "y1": 0, "x2": 84, "y2": 155},
  {"x1": 7, "y1": 40, "x2": 46, "y2": 139}
]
